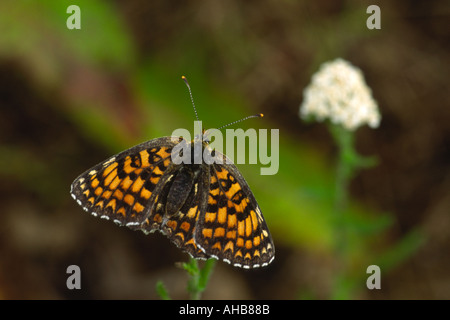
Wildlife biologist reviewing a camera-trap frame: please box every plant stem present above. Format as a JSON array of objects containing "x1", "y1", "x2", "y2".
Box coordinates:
[
  {"x1": 183, "y1": 258, "x2": 216, "y2": 300},
  {"x1": 329, "y1": 124, "x2": 354, "y2": 254},
  {"x1": 328, "y1": 124, "x2": 380, "y2": 299},
  {"x1": 328, "y1": 124, "x2": 356, "y2": 299}
]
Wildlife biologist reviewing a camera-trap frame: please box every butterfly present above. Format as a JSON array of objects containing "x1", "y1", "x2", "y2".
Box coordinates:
[{"x1": 70, "y1": 76, "x2": 275, "y2": 269}]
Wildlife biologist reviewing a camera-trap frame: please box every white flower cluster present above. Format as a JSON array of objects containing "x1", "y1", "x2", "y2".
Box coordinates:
[{"x1": 299, "y1": 58, "x2": 381, "y2": 131}]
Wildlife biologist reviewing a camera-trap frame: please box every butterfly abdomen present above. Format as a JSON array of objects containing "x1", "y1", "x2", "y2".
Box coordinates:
[{"x1": 166, "y1": 165, "x2": 200, "y2": 216}]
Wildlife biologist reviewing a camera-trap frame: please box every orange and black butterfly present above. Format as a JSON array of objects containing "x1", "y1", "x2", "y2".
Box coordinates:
[{"x1": 70, "y1": 77, "x2": 275, "y2": 269}]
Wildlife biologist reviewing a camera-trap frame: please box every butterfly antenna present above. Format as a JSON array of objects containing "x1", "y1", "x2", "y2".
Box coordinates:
[
  {"x1": 182, "y1": 76, "x2": 199, "y2": 121},
  {"x1": 217, "y1": 113, "x2": 264, "y2": 130}
]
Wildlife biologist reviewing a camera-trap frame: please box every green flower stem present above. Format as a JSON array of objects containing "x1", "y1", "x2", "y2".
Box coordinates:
[
  {"x1": 331, "y1": 125, "x2": 354, "y2": 299},
  {"x1": 328, "y1": 123, "x2": 379, "y2": 299},
  {"x1": 155, "y1": 258, "x2": 216, "y2": 300},
  {"x1": 183, "y1": 258, "x2": 216, "y2": 300},
  {"x1": 329, "y1": 124, "x2": 354, "y2": 255},
  {"x1": 329, "y1": 123, "x2": 378, "y2": 216}
]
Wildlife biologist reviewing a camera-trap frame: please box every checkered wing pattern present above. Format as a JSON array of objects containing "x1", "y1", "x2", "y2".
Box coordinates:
[
  {"x1": 194, "y1": 158, "x2": 275, "y2": 268},
  {"x1": 70, "y1": 137, "x2": 178, "y2": 228},
  {"x1": 71, "y1": 137, "x2": 275, "y2": 268}
]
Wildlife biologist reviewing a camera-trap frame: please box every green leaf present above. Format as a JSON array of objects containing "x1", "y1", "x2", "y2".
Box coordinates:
[
  {"x1": 155, "y1": 281, "x2": 171, "y2": 300},
  {"x1": 198, "y1": 259, "x2": 216, "y2": 292},
  {"x1": 182, "y1": 258, "x2": 199, "y2": 276},
  {"x1": 181, "y1": 258, "x2": 216, "y2": 300},
  {"x1": 378, "y1": 229, "x2": 425, "y2": 270}
]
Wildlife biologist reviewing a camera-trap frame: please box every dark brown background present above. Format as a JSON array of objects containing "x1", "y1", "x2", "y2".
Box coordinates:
[{"x1": 0, "y1": 0, "x2": 448, "y2": 299}]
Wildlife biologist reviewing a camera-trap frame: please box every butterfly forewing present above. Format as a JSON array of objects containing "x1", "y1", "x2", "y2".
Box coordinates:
[{"x1": 70, "y1": 137, "x2": 178, "y2": 226}]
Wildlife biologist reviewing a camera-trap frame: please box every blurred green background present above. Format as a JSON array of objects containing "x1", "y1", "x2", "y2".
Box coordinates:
[{"x1": 0, "y1": 0, "x2": 448, "y2": 299}]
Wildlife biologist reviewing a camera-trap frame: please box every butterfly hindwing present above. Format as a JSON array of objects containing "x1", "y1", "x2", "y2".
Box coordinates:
[{"x1": 194, "y1": 152, "x2": 275, "y2": 268}]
